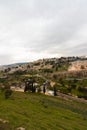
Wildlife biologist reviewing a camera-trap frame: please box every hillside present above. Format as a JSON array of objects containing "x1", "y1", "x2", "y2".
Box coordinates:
[
  {"x1": 68, "y1": 60, "x2": 87, "y2": 71},
  {"x1": 0, "y1": 57, "x2": 87, "y2": 129},
  {"x1": 0, "y1": 91, "x2": 87, "y2": 130},
  {"x1": 1, "y1": 56, "x2": 87, "y2": 73},
  {"x1": 0, "y1": 56, "x2": 87, "y2": 99}
]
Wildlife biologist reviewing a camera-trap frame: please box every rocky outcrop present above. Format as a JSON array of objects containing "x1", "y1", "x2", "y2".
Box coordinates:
[{"x1": 68, "y1": 60, "x2": 87, "y2": 71}]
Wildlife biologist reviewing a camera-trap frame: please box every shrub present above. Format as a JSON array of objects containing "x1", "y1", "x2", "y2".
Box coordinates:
[{"x1": 4, "y1": 89, "x2": 13, "y2": 99}]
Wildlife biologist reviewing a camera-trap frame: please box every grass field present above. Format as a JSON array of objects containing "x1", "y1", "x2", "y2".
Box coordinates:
[{"x1": 0, "y1": 91, "x2": 87, "y2": 130}]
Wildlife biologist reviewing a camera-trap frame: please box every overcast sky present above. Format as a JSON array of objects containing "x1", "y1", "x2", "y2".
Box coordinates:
[{"x1": 0, "y1": 0, "x2": 87, "y2": 65}]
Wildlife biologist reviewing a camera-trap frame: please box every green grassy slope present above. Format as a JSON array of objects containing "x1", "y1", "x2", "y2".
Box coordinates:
[{"x1": 0, "y1": 91, "x2": 87, "y2": 130}]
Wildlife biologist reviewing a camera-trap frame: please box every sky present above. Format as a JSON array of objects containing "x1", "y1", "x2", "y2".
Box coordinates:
[{"x1": 0, "y1": 0, "x2": 87, "y2": 65}]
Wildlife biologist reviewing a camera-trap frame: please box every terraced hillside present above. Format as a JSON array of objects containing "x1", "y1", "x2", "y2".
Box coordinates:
[{"x1": 0, "y1": 57, "x2": 87, "y2": 99}]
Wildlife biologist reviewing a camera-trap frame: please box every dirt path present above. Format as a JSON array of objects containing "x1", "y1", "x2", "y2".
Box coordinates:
[{"x1": 57, "y1": 92, "x2": 87, "y2": 104}]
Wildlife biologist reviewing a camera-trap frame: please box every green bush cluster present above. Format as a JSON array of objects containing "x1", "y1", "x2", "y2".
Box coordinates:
[{"x1": 4, "y1": 89, "x2": 13, "y2": 99}]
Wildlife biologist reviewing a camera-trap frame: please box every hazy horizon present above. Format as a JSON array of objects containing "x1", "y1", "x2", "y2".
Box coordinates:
[{"x1": 0, "y1": 0, "x2": 87, "y2": 65}]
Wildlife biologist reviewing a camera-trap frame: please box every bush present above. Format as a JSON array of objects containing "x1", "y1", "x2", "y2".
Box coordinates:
[{"x1": 4, "y1": 89, "x2": 13, "y2": 99}]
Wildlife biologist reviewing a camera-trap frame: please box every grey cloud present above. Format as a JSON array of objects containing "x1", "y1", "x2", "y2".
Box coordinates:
[
  {"x1": 67, "y1": 43, "x2": 87, "y2": 56},
  {"x1": 0, "y1": 0, "x2": 87, "y2": 64},
  {"x1": 0, "y1": 54, "x2": 13, "y2": 65}
]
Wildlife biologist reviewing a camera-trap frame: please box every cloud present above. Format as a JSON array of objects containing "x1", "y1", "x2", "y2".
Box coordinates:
[
  {"x1": 0, "y1": 0, "x2": 87, "y2": 64},
  {"x1": 0, "y1": 54, "x2": 13, "y2": 65}
]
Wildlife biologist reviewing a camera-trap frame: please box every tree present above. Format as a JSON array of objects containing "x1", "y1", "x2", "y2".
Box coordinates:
[
  {"x1": 43, "y1": 86, "x2": 46, "y2": 93},
  {"x1": 24, "y1": 78, "x2": 35, "y2": 93},
  {"x1": 53, "y1": 85, "x2": 57, "y2": 96},
  {"x1": 81, "y1": 65, "x2": 85, "y2": 69}
]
